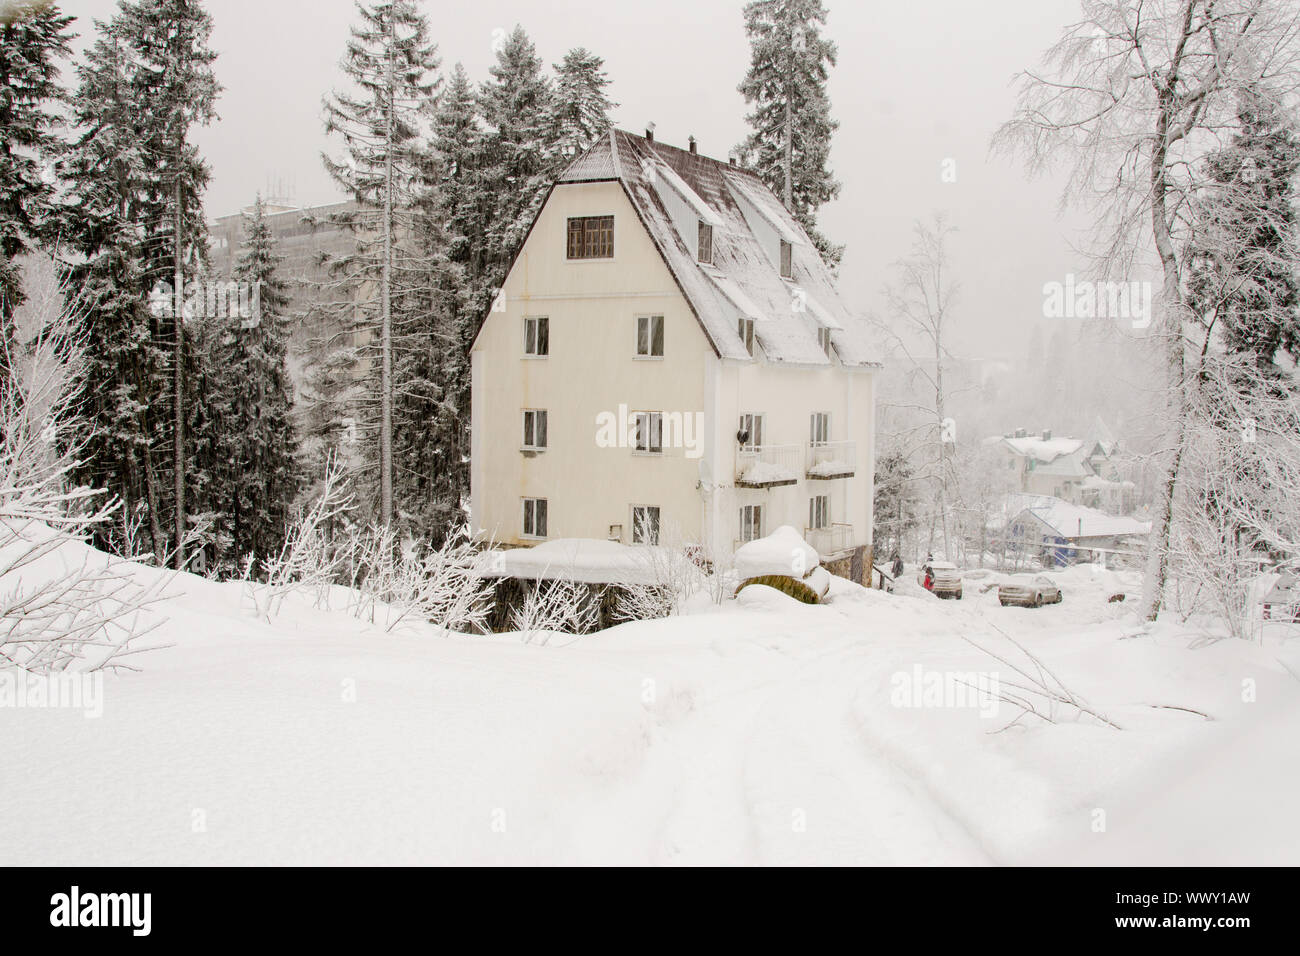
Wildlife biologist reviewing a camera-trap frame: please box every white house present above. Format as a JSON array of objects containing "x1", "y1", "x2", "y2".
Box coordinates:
[{"x1": 470, "y1": 128, "x2": 880, "y2": 579}]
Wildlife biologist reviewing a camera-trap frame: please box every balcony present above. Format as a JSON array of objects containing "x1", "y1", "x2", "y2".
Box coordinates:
[
  {"x1": 806, "y1": 440, "x2": 856, "y2": 479},
  {"x1": 735, "y1": 443, "x2": 802, "y2": 488},
  {"x1": 805, "y1": 523, "x2": 855, "y2": 556}
]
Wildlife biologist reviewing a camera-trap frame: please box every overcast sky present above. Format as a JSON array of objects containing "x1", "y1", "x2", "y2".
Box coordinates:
[{"x1": 60, "y1": 0, "x2": 1096, "y2": 356}]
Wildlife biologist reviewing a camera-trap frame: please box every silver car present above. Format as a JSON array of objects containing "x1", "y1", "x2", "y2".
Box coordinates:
[{"x1": 999, "y1": 575, "x2": 1062, "y2": 608}]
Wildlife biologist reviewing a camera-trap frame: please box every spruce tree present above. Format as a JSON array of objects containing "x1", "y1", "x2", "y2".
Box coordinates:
[
  {"x1": 204, "y1": 196, "x2": 297, "y2": 574},
  {"x1": 735, "y1": 0, "x2": 842, "y2": 268},
  {"x1": 551, "y1": 48, "x2": 617, "y2": 158},
  {"x1": 319, "y1": 0, "x2": 439, "y2": 528},
  {"x1": 1188, "y1": 85, "x2": 1300, "y2": 368},
  {"x1": 478, "y1": 26, "x2": 558, "y2": 284},
  {"x1": 0, "y1": 1, "x2": 73, "y2": 386}
]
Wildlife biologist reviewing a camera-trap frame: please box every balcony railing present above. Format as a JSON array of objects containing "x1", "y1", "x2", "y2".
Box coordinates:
[
  {"x1": 805, "y1": 522, "x2": 855, "y2": 556},
  {"x1": 735, "y1": 443, "x2": 801, "y2": 488},
  {"x1": 806, "y1": 440, "x2": 856, "y2": 479}
]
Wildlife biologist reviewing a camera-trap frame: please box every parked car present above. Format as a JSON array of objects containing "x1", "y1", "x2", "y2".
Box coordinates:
[
  {"x1": 999, "y1": 575, "x2": 1062, "y2": 608},
  {"x1": 1262, "y1": 573, "x2": 1300, "y2": 622},
  {"x1": 918, "y1": 561, "x2": 963, "y2": 600}
]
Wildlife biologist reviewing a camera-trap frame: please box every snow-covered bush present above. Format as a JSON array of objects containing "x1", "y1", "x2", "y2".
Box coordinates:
[
  {"x1": 1, "y1": 256, "x2": 170, "y2": 674},
  {"x1": 511, "y1": 577, "x2": 601, "y2": 643}
]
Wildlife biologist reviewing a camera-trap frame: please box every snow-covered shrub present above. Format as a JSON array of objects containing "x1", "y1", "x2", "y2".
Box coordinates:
[
  {"x1": 0, "y1": 256, "x2": 170, "y2": 674},
  {"x1": 510, "y1": 577, "x2": 601, "y2": 643}
]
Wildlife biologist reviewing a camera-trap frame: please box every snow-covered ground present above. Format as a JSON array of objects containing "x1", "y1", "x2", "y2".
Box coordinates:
[{"x1": 3, "y1": 542, "x2": 1298, "y2": 865}]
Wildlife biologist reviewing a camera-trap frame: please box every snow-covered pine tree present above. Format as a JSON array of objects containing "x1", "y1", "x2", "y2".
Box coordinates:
[
  {"x1": 200, "y1": 195, "x2": 298, "y2": 576},
  {"x1": 318, "y1": 0, "x2": 439, "y2": 529},
  {"x1": 114, "y1": 0, "x2": 219, "y2": 568},
  {"x1": 0, "y1": 1, "x2": 73, "y2": 388},
  {"x1": 1188, "y1": 85, "x2": 1300, "y2": 370},
  {"x1": 478, "y1": 26, "x2": 559, "y2": 286},
  {"x1": 551, "y1": 48, "x2": 617, "y2": 159},
  {"x1": 387, "y1": 64, "x2": 479, "y2": 544},
  {"x1": 735, "y1": 0, "x2": 842, "y2": 269},
  {"x1": 61, "y1": 27, "x2": 169, "y2": 560}
]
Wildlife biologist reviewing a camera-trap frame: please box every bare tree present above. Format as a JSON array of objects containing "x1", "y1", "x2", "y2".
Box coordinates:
[
  {"x1": 996, "y1": 0, "x2": 1300, "y2": 620},
  {"x1": 876, "y1": 214, "x2": 963, "y2": 560}
]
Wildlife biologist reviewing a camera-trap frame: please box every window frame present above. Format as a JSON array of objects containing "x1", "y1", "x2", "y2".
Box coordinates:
[
  {"x1": 779, "y1": 239, "x2": 793, "y2": 279},
  {"x1": 521, "y1": 497, "x2": 549, "y2": 539},
  {"x1": 521, "y1": 408, "x2": 548, "y2": 451},
  {"x1": 809, "y1": 495, "x2": 830, "y2": 530},
  {"x1": 566, "y1": 215, "x2": 615, "y2": 260},
  {"x1": 810, "y1": 412, "x2": 830, "y2": 446},
  {"x1": 631, "y1": 505, "x2": 661, "y2": 545},
  {"x1": 738, "y1": 317, "x2": 755, "y2": 356},
  {"x1": 523, "y1": 316, "x2": 549, "y2": 358},
  {"x1": 739, "y1": 504, "x2": 764, "y2": 543},
  {"x1": 738, "y1": 413, "x2": 763, "y2": 451},
  {"x1": 633, "y1": 410, "x2": 664, "y2": 455},
  {"x1": 817, "y1": 326, "x2": 832, "y2": 357},
  {"x1": 636, "y1": 314, "x2": 665, "y2": 359},
  {"x1": 697, "y1": 221, "x2": 714, "y2": 264}
]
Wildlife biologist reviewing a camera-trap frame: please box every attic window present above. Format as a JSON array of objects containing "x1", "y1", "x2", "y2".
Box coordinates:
[
  {"x1": 817, "y1": 327, "x2": 832, "y2": 357},
  {"x1": 566, "y1": 215, "x2": 614, "y2": 259},
  {"x1": 738, "y1": 317, "x2": 755, "y2": 356},
  {"x1": 697, "y1": 221, "x2": 713, "y2": 264},
  {"x1": 779, "y1": 240, "x2": 793, "y2": 279}
]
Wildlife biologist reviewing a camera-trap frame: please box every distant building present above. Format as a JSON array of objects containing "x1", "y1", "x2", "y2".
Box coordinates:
[
  {"x1": 1003, "y1": 493, "x2": 1149, "y2": 566},
  {"x1": 984, "y1": 419, "x2": 1134, "y2": 512},
  {"x1": 207, "y1": 199, "x2": 357, "y2": 401}
]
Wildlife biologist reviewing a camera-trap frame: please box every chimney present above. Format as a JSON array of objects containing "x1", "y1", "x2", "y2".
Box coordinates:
[
  {"x1": 688, "y1": 135, "x2": 697, "y2": 154},
  {"x1": 645, "y1": 122, "x2": 655, "y2": 143},
  {"x1": 1015, "y1": 427, "x2": 1026, "y2": 439},
  {"x1": 1042, "y1": 429, "x2": 1052, "y2": 441},
  {"x1": 728, "y1": 153, "x2": 738, "y2": 167}
]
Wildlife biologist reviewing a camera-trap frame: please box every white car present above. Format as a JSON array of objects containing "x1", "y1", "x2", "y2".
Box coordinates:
[{"x1": 999, "y1": 575, "x2": 1062, "y2": 608}]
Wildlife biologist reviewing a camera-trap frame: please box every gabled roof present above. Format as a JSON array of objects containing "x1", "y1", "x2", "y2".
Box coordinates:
[
  {"x1": 554, "y1": 129, "x2": 878, "y2": 368},
  {"x1": 1006, "y1": 494, "x2": 1150, "y2": 540}
]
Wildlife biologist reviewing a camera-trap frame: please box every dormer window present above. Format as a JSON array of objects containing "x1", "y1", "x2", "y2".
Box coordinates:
[
  {"x1": 779, "y1": 240, "x2": 793, "y2": 279},
  {"x1": 697, "y1": 221, "x2": 713, "y2": 264},
  {"x1": 738, "y1": 317, "x2": 755, "y2": 356},
  {"x1": 817, "y1": 327, "x2": 832, "y2": 357}
]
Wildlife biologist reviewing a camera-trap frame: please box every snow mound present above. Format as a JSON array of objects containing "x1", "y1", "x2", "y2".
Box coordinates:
[
  {"x1": 478, "y1": 538, "x2": 663, "y2": 585},
  {"x1": 734, "y1": 525, "x2": 820, "y2": 580}
]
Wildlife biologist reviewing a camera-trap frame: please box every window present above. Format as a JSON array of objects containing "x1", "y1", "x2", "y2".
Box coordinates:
[
  {"x1": 739, "y1": 504, "x2": 764, "y2": 543},
  {"x1": 637, "y1": 315, "x2": 664, "y2": 357},
  {"x1": 738, "y1": 413, "x2": 763, "y2": 450},
  {"x1": 810, "y1": 412, "x2": 829, "y2": 446},
  {"x1": 632, "y1": 506, "x2": 661, "y2": 545},
  {"x1": 634, "y1": 411, "x2": 663, "y2": 454},
  {"x1": 779, "y1": 240, "x2": 793, "y2": 278},
  {"x1": 809, "y1": 495, "x2": 830, "y2": 530},
  {"x1": 817, "y1": 326, "x2": 832, "y2": 357},
  {"x1": 522, "y1": 498, "x2": 548, "y2": 538},
  {"x1": 697, "y1": 221, "x2": 713, "y2": 264},
  {"x1": 522, "y1": 409, "x2": 548, "y2": 450},
  {"x1": 566, "y1": 215, "x2": 614, "y2": 259},
  {"x1": 738, "y1": 317, "x2": 755, "y2": 356},
  {"x1": 524, "y1": 316, "x2": 549, "y2": 356}
]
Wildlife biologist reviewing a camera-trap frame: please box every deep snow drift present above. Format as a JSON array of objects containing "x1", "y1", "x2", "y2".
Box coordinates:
[{"x1": 2, "y1": 540, "x2": 1298, "y2": 865}]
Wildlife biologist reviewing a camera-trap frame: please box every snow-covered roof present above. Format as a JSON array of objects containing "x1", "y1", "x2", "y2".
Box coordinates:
[
  {"x1": 476, "y1": 538, "x2": 666, "y2": 585},
  {"x1": 993, "y1": 435, "x2": 1084, "y2": 463},
  {"x1": 553, "y1": 130, "x2": 879, "y2": 369},
  {"x1": 1007, "y1": 495, "x2": 1150, "y2": 540}
]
